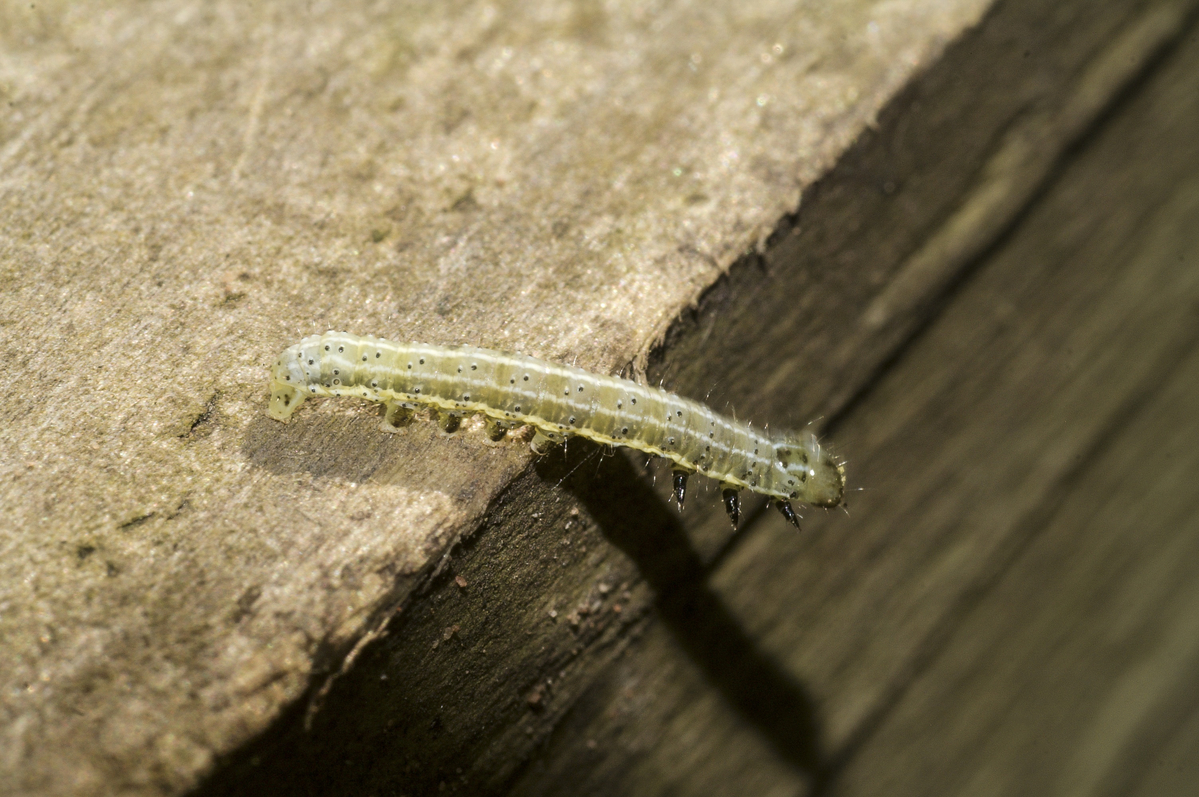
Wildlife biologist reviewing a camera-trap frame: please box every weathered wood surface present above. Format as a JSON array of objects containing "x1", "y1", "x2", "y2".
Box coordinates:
[
  {"x1": 201, "y1": 0, "x2": 1199, "y2": 795},
  {"x1": 0, "y1": 1, "x2": 989, "y2": 795},
  {"x1": 507, "y1": 3, "x2": 1199, "y2": 796},
  {"x1": 2, "y1": 1, "x2": 1195, "y2": 796}
]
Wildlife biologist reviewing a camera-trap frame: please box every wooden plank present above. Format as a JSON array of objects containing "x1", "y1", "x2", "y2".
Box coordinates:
[
  {"x1": 0, "y1": 1, "x2": 993, "y2": 795},
  {"x1": 838, "y1": 334, "x2": 1199, "y2": 797},
  {"x1": 505, "y1": 2, "x2": 1199, "y2": 796},
  {"x1": 834, "y1": 28, "x2": 1199, "y2": 795}
]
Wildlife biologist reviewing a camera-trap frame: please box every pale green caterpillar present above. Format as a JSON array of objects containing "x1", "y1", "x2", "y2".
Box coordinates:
[{"x1": 269, "y1": 331, "x2": 845, "y2": 527}]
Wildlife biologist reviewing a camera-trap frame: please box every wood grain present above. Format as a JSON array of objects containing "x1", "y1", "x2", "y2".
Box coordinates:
[
  {"x1": 507, "y1": 2, "x2": 1199, "y2": 795},
  {"x1": 4, "y1": 0, "x2": 1195, "y2": 795},
  {"x1": 0, "y1": 1, "x2": 990, "y2": 795}
]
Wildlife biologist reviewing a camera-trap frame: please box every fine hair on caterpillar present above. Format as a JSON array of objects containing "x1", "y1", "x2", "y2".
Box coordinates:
[{"x1": 269, "y1": 331, "x2": 845, "y2": 528}]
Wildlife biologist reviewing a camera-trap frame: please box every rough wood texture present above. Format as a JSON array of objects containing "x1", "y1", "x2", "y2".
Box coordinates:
[
  {"x1": 3, "y1": 1, "x2": 1195, "y2": 796},
  {"x1": 0, "y1": 1, "x2": 988, "y2": 795},
  {"x1": 508, "y1": 2, "x2": 1199, "y2": 796},
  {"x1": 203, "y1": 0, "x2": 1199, "y2": 795}
]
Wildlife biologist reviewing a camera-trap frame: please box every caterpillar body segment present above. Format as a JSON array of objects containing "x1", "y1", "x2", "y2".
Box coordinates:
[{"x1": 270, "y1": 332, "x2": 845, "y2": 526}]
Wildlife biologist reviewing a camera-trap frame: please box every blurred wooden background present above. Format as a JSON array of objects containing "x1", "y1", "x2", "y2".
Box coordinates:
[{"x1": 2, "y1": 1, "x2": 1197, "y2": 795}]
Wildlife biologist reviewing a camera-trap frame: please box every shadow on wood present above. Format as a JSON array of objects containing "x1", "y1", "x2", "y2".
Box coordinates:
[
  {"x1": 195, "y1": 435, "x2": 827, "y2": 796},
  {"x1": 530, "y1": 444, "x2": 830, "y2": 789}
]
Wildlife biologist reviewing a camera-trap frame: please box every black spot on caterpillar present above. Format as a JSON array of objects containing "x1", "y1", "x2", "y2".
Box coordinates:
[{"x1": 269, "y1": 332, "x2": 845, "y2": 527}]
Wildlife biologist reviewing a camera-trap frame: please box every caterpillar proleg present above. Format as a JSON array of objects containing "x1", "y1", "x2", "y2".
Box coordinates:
[{"x1": 269, "y1": 332, "x2": 845, "y2": 527}]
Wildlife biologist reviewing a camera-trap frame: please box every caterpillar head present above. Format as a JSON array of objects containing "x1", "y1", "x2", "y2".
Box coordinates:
[{"x1": 776, "y1": 431, "x2": 845, "y2": 508}]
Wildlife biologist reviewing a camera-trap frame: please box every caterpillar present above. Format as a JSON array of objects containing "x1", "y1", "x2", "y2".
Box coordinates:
[{"x1": 269, "y1": 332, "x2": 845, "y2": 528}]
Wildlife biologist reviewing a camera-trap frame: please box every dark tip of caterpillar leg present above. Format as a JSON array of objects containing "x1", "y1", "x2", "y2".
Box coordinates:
[
  {"x1": 722, "y1": 488, "x2": 741, "y2": 529},
  {"x1": 438, "y1": 412, "x2": 461, "y2": 434},
  {"x1": 382, "y1": 402, "x2": 414, "y2": 431},
  {"x1": 485, "y1": 418, "x2": 509, "y2": 442},
  {"x1": 673, "y1": 471, "x2": 688, "y2": 510},
  {"x1": 775, "y1": 500, "x2": 802, "y2": 530}
]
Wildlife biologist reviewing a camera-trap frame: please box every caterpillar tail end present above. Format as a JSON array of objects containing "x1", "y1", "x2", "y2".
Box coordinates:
[
  {"x1": 269, "y1": 381, "x2": 305, "y2": 421},
  {"x1": 269, "y1": 349, "x2": 308, "y2": 421}
]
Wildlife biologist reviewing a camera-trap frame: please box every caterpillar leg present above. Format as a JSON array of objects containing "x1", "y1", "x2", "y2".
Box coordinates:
[
  {"x1": 381, "y1": 401, "x2": 415, "y2": 432},
  {"x1": 773, "y1": 500, "x2": 802, "y2": 530},
  {"x1": 483, "y1": 417, "x2": 511, "y2": 442},
  {"x1": 529, "y1": 428, "x2": 564, "y2": 454},
  {"x1": 672, "y1": 469, "x2": 689, "y2": 510},
  {"x1": 268, "y1": 384, "x2": 305, "y2": 421},
  {"x1": 721, "y1": 486, "x2": 741, "y2": 529},
  {"x1": 438, "y1": 411, "x2": 462, "y2": 434}
]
